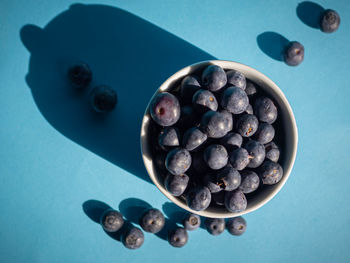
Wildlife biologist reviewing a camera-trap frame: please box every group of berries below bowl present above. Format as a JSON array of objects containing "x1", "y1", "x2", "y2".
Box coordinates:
[
  {"x1": 100, "y1": 207, "x2": 247, "y2": 249},
  {"x1": 149, "y1": 64, "x2": 284, "y2": 213}
]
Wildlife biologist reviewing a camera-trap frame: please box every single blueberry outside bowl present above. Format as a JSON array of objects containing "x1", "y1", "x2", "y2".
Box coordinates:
[{"x1": 140, "y1": 60, "x2": 298, "y2": 218}]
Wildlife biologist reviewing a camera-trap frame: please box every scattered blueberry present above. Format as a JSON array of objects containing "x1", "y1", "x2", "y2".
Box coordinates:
[
  {"x1": 226, "y1": 70, "x2": 246, "y2": 90},
  {"x1": 122, "y1": 226, "x2": 144, "y2": 249},
  {"x1": 165, "y1": 148, "x2": 192, "y2": 175},
  {"x1": 265, "y1": 141, "x2": 280, "y2": 162},
  {"x1": 100, "y1": 209, "x2": 124, "y2": 232},
  {"x1": 205, "y1": 218, "x2": 225, "y2": 236},
  {"x1": 150, "y1": 92, "x2": 180, "y2": 126},
  {"x1": 245, "y1": 80, "x2": 257, "y2": 97},
  {"x1": 182, "y1": 127, "x2": 207, "y2": 151},
  {"x1": 236, "y1": 114, "x2": 259, "y2": 137},
  {"x1": 201, "y1": 65, "x2": 227, "y2": 91},
  {"x1": 158, "y1": 127, "x2": 180, "y2": 149},
  {"x1": 139, "y1": 208, "x2": 165, "y2": 233},
  {"x1": 183, "y1": 213, "x2": 201, "y2": 231},
  {"x1": 165, "y1": 173, "x2": 189, "y2": 196},
  {"x1": 68, "y1": 63, "x2": 92, "y2": 89},
  {"x1": 220, "y1": 132, "x2": 243, "y2": 151},
  {"x1": 320, "y1": 9, "x2": 340, "y2": 33},
  {"x1": 90, "y1": 85, "x2": 117, "y2": 113},
  {"x1": 200, "y1": 111, "x2": 229, "y2": 138},
  {"x1": 284, "y1": 41, "x2": 304, "y2": 66},
  {"x1": 239, "y1": 170, "x2": 260, "y2": 193},
  {"x1": 180, "y1": 75, "x2": 201, "y2": 104},
  {"x1": 226, "y1": 216, "x2": 247, "y2": 236},
  {"x1": 224, "y1": 189, "x2": 247, "y2": 213},
  {"x1": 245, "y1": 140, "x2": 266, "y2": 168},
  {"x1": 186, "y1": 186, "x2": 211, "y2": 211},
  {"x1": 168, "y1": 227, "x2": 188, "y2": 248},
  {"x1": 254, "y1": 123, "x2": 275, "y2": 144},
  {"x1": 216, "y1": 166, "x2": 241, "y2": 191},
  {"x1": 254, "y1": 97, "x2": 278, "y2": 124},
  {"x1": 203, "y1": 144, "x2": 228, "y2": 170},
  {"x1": 229, "y1": 147, "x2": 250, "y2": 171},
  {"x1": 260, "y1": 160, "x2": 283, "y2": 185},
  {"x1": 192, "y1": 89, "x2": 218, "y2": 113},
  {"x1": 221, "y1": 86, "x2": 249, "y2": 114}
]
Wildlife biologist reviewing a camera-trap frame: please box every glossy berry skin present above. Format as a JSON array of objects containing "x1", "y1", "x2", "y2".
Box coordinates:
[
  {"x1": 236, "y1": 114, "x2": 259, "y2": 137},
  {"x1": 158, "y1": 127, "x2": 180, "y2": 149},
  {"x1": 180, "y1": 75, "x2": 201, "y2": 104},
  {"x1": 220, "y1": 110, "x2": 234, "y2": 133},
  {"x1": 220, "y1": 132, "x2": 243, "y2": 151},
  {"x1": 68, "y1": 63, "x2": 92, "y2": 89},
  {"x1": 221, "y1": 86, "x2": 249, "y2": 114},
  {"x1": 165, "y1": 173, "x2": 189, "y2": 196},
  {"x1": 201, "y1": 65, "x2": 227, "y2": 92},
  {"x1": 182, "y1": 127, "x2": 207, "y2": 151},
  {"x1": 150, "y1": 92, "x2": 180, "y2": 126},
  {"x1": 254, "y1": 123, "x2": 275, "y2": 144},
  {"x1": 178, "y1": 106, "x2": 198, "y2": 129},
  {"x1": 203, "y1": 173, "x2": 222, "y2": 193},
  {"x1": 183, "y1": 213, "x2": 201, "y2": 231},
  {"x1": 168, "y1": 227, "x2": 188, "y2": 248},
  {"x1": 265, "y1": 141, "x2": 280, "y2": 162},
  {"x1": 186, "y1": 186, "x2": 212, "y2": 211},
  {"x1": 254, "y1": 97, "x2": 278, "y2": 124},
  {"x1": 203, "y1": 144, "x2": 228, "y2": 170},
  {"x1": 165, "y1": 148, "x2": 192, "y2": 175},
  {"x1": 260, "y1": 160, "x2": 283, "y2": 185},
  {"x1": 226, "y1": 216, "x2": 247, "y2": 236},
  {"x1": 229, "y1": 148, "x2": 250, "y2": 171},
  {"x1": 211, "y1": 191, "x2": 225, "y2": 206},
  {"x1": 122, "y1": 227, "x2": 144, "y2": 249},
  {"x1": 245, "y1": 140, "x2": 266, "y2": 168},
  {"x1": 245, "y1": 80, "x2": 257, "y2": 97},
  {"x1": 90, "y1": 85, "x2": 117, "y2": 113},
  {"x1": 200, "y1": 111, "x2": 229, "y2": 138},
  {"x1": 100, "y1": 209, "x2": 124, "y2": 233},
  {"x1": 320, "y1": 9, "x2": 340, "y2": 33},
  {"x1": 216, "y1": 166, "x2": 241, "y2": 191},
  {"x1": 239, "y1": 170, "x2": 260, "y2": 193},
  {"x1": 224, "y1": 190, "x2": 247, "y2": 213},
  {"x1": 284, "y1": 41, "x2": 304, "y2": 66},
  {"x1": 205, "y1": 218, "x2": 225, "y2": 236},
  {"x1": 226, "y1": 70, "x2": 246, "y2": 90},
  {"x1": 139, "y1": 208, "x2": 165, "y2": 233},
  {"x1": 192, "y1": 89, "x2": 218, "y2": 113}
]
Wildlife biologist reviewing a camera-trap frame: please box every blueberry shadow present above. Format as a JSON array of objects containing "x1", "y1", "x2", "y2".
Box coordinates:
[
  {"x1": 20, "y1": 3, "x2": 216, "y2": 184},
  {"x1": 296, "y1": 1, "x2": 324, "y2": 29},
  {"x1": 256, "y1": 32, "x2": 290, "y2": 62},
  {"x1": 118, "y1": 197, "x2": 152, "y2": 224},
  {"x1": 162, "y1": 201, "x2": 187, "y2": 225}
]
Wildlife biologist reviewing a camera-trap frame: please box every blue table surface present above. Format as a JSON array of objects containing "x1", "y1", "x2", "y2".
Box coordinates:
[{"x1": 1, "y1": 0, "x2": 349, "y2": 262}]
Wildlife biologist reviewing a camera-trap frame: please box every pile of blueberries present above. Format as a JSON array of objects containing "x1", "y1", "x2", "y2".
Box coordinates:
[
  {"x1": 99, "y1": 207, "x2": 246, "y2": 249},
  {"x1": 149, "y1": 64, "x2": 283, "y2": 213}
]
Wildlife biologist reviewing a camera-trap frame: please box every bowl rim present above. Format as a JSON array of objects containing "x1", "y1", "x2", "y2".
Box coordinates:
[{"x1": 140, "y1": 60, "x2": 298, "y2": 218}]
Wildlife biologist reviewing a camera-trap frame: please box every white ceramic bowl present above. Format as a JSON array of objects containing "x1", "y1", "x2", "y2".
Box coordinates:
[{"x1": 141, "y1": 60, "x2": 298, "y2": 218}]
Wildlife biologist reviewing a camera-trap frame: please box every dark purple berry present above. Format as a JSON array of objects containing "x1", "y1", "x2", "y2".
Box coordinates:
[
  {"x1": 245, "y1": 140, "x2": 266, "y2": 168},
  {"x1": 150, "y1": 92, "x2": 180, "y2": 126},
  {"x1": 168, "y1": 227, "x2": 188, "y2": 247},
  {"x1": 100, "y1": 209, "x2": 124, "y2": 232},
  {"x1": 165, "y1": 148, "x2": 192, "y2": 175},
  {"x1": 182, "y1": 127, "x2": 207, "y2": 151},
  {"x1": 183, "y1": 213, "x2": 201, "y2": 231},
  {"x1": 68, "y1": 63, "x2": 92, "y2": 88},
  {"x1": 186, "y1": 186, "x2": 211, "y2": 211},
  {"x1": 236, "y1": 114, "x2": 259, "y2": 137},
  {"x1": 201, "y1": 65, "x2": 227, "y2": 91},
  {"x1": 254, "y1": 123, "x2": 275, "y2": 144},
  {"x1": 260, "y1": 160, "x2": 283, "y2": 185},
  {"x1": 139, "y1": 208, "x2": 165, "y2": 233},
  {"x1": 192, "y1": 89, "x2": 218, "y2": 113},
  {"x1": 90, "y1": 85, "x2": 117, "y2": 113},
  {"x1": 224, "y1": 190, "x2": 247, "y2": 213},
  {"x1": 205, "y1": 218, "x2": 225, "y2": 235},
  {"x1": 226, "y1": 216, "x2": 246, "y2": 236},
  {"x1": 284, "y1": 41, "x2": 304, "y2": 66},
  {"x1": 221, "y1": 86, "x2": 249, "y2": 114},
  {"x1": 320, "y1": 9, "x2": 340, "y2": 33},
  {"x1": 254, "y1": 97, "x2": 278, "y2": 124},
  {"x1": 180, "y1": 75, "x2": 201, "y2": 104},
  {"x1": 165, "y1": 173, "x2": 189, "y2": 196},
  {"x1": 265, "y1": 141, "x2": 280, "y2": 162},
  {"x1": 226, "y1": 70, "x2": 246, "y2": 90},
  {"x1": 203, "y1": 144, "x2": 228, "y2": 170},
  {"x1": 239, "y1": 170, "x2": 260, "y2": 193},
  {"x1": 122, "y1": 227, "x2": 144, "y2": 249}
]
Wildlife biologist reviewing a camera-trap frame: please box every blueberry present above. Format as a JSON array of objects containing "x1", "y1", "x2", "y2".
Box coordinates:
[
  {"x1": 220, "y1": 110, "x2": 233, "y2": 133},
  {"x1": 239, "y1": 170, "x2": 260, "y2": 193},
  {"x1": 139, "y1": 208, "x2": 165, "y2": 233},
  {"x1": 229, "y1": 147, "x2": 250, "y2": 171},
  {"x1": 211, "y1": 191, "x2": 225, "y2": 206},
  {"x1": 158, "y1": 127, "x2": 180, "y2": 149},
  {"x1": 260, "y1": 160, "x2": 283, "y2": 185},
  {"x1": 192, "y1": 151, "x2": 208, "y2": 174},
  {"x1": 265, "y1": 141, "x2": 280, "y2": 162},
  {"x1": 183, "y1": 213, "x2": 201, "y2": 231},
  {"x1": 122, "y1": 227, "x2": 144, "y2": 249},
  {"x1": 168, "y1": 227, "x2": 188, "y2": 248},
  {"x1": 200, "y1": 111, "x2": 229, "y2": 138},
  {"x1": 90, "y1": 85, "x2": 117, "y2": 113},
  {"x1": 245, "y1": 104, "x2": 253, "y2": 114},
  {"x1": 226, "y1": 216, "x2": 247, "y2": 236},
  {"x1": 205, "y1": 218, "x2": 225, "y2": 236},
  {"x1": 245, "y1": 80, "x2": 257, "y2": 97},
  {"x1": 220, "y1": 132, "x2": 243, "y2": 151},
  {"x1": 100, "y1": 209, "x2": 124, "y2": 232},
  {"x1": 221, "y1": 86, "x2": 249, "y2": 114},
  {"x1": 150, "y1": 92, "x2": 181, "y2": 126},
  {"x1": 180, "y1": 75, "x2": 201, "y2": 104},
  {"x1": 320, "y1": 9, "x2": 340, "y2": 33},
  {"x1": 203, "y1": 144, "x2": 228, "y2": 170},
  {"x1": 226, "y1": 70, "x2": 246, "y2": 90},
  {"x1": 224, "y1": 190, "x2": 247, "y2": 213},
  {"x1": 165, "y1": 148, "x2": 192, "y2": 175},
  {"x1": 203, "y1": 173, "x2": 222, "y2": 193},
  {"x1": 254, "y1": 97, "x2": 277, "y2": 124},
  {"x1": 68, "y1": 63, "x2": 92, "y2": 89},
  {"x1": 254, "y1": 123, "x2": 275, "y2": 144},
  {"x1": 192, "y1": 89, "x2": 218, "y2": 113},
  {"x1": 182, "y1": 127, "x2": 207, "y2": 151},
  {"x1": 245, "y1": 140, "x2": 266, "y2": 168},
  {"x1": 216, "y1": 166, "x2": 241, "y2": 191},
  {"x1": 186, "y1": 186, "x2": 211, "y2": 211},
  {"x1": 178, "y1": 106, "x2": 198, "y2": 129},
  {"x1": 165, "y1": 173, "x2": 189, "y2": 196},
  {"x1": 201, "y1": 65, "x2": 227, "y2": 92},
  {"x1": 284, "y1": 41, "x2": 304, "y2": 66},
  {"x1": 236, "y1": 114, "x2": 259, "y2": 137}
]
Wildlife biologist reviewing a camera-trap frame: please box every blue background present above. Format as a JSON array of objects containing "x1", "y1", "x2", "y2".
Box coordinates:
[{"x1": 1, "y1": 0, "x2": 349, "y2": 262}]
